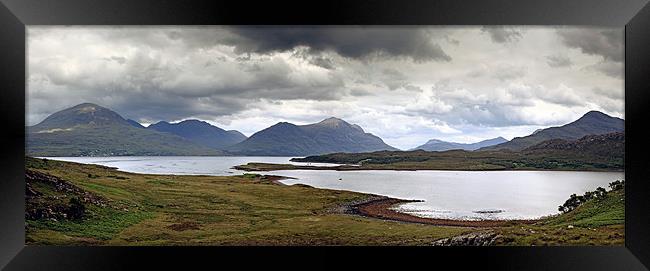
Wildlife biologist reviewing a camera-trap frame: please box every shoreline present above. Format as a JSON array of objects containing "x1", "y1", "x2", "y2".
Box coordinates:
[
  {"x1": 343, "y1": 196, "x2": 537, "y2": 227},
  {"x1": 233, "y1": 163, "x2": 624, "y2": 173},
  {"x1": 35, "y1": 157, "x2": 623, "y2": 173}
]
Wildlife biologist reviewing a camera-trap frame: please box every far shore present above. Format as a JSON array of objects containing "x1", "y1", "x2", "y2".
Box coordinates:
[{"x1": 232, "y1": 162, "x2": 625, "y2": 173}]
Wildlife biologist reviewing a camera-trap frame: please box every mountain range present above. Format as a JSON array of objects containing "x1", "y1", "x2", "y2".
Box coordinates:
[
  {"x1": 148, "y1": 120, "x2": 247, "y2": 150},
  {"x1": 480, "y1": 111, "x2": 624, "y2": 151},
  {"x1": 27, "y1": 103, "x2": 222, "y2": 156},
  {"x1": 225, "y1": 117, "x2": 398, "y2": 156},
  {"x1": 412, "y1": 137, "x2": 507, "y2": 152},
  {"x1": 27, "y1": 103, "x2": 624, "y2": 157},
  {"x1": 27, "y1": 103, "x2": 398, "y2": 157}
]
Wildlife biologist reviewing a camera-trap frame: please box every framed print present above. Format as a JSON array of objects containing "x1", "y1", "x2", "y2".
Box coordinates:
[{"x1": 1, "y1": 0, "x2": 649, "y2": 270}]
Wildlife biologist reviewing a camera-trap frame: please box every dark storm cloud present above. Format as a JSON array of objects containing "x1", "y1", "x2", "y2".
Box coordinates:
[
  {"x1": 480, "y1": 27, "x2": 523, "y2": 43},
  {"x1": 557, "y1": 29, "x2": 623, "y2": 62},
  {"x1": 28, "y1": 30, "x2": 349, "y2": 124},
  {"x1": 223, "y1": 27, "x2": 452, "y2": 62}
]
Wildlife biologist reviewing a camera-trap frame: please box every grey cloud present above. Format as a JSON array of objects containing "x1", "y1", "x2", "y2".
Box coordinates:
[
  {"x1": 592, "y1": 87, "x2": 624, "y2": 100},
  {"x1": 403, "y1": 82, "x2": 587, "y2": 128},
  {"x1": 403, "y1": 85, "x2": 423, "y2": 92},
  {"x1": 546, "y1": 55, "x2": 572, "y2": 68},
  {"x1": 28, "y1": 38, "x2": 348, "y2": 124},
  {"x1": 103, "y1": 56, "x2": 127, "y2": 64},
  {"x1": 481, "y1": 27, "x2": 523, "y2": 43},
  {"x1": 309, "y1": 56, "x2": 335, "y2": 69},
  {"x1": 586, "y1": 61, "x2": 623, "y2": 78},
  {"x1": 224, "y1": 27, "x2": 452, "y2": 62},
  {"x1": 381, "y1": 68, "x2": 409, "y2": 90},
  {"x1": 446, "y1": 37, "x2": 460, "y2": 46},
  {"x1": 493, "y1": 65, "x2": 527, "y2": 81},
  {"x1": 349, "y1": 88, "x2": 373, "y2": 97},
  {"x1": 291, "y1": 49, "x2": 336, "y2": 70},
  {"x1": 557, "y1": 29, "x2": 623, "y2": 62}
]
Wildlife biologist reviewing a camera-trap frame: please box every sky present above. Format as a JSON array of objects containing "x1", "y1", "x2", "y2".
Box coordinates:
[{"x1": 27, "y1": 26, "x2": 624, "y2": 150}]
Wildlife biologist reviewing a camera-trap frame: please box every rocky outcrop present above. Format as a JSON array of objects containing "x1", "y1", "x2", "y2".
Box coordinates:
[
  {"x1": 25, "y1": 169, "x2": 107, "y2": 220},
  {"x1": 432, "y1": 231, "x2": 502, "y2": 246}
]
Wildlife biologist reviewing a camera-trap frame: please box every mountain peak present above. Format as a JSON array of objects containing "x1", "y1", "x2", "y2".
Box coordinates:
[
  {"x1": 67, "y1": 103, "x2": 118, "y2": 116},
  {"x1": 481, "y1": 110, "x2": 623, "y2": 151},
  {"x1": 318, "y1": 117, "x2": 347, "y2": 125},
  {"x1": 582, "y1": 110, "x2": 606, "y2": 118},
  {"x1": 147, "y1": 119, "x2": 246, "y2": 149},
  {"x1": 275, "y1": 121, "x2": 297, "y2": 127},
  {"x1": 570, "y1": 110, "x2": 623, "y2": 128},
  {"x1": 71, "y1": 102, "x2": 100, "y2": 109},
  {"x1": 425, "y1": 139, "x2": 445, "y2": 144},
  {"x1": 31, "y1": 102, "x2": 128, "y2": 131},
  {"x1": 227, "y1": 118, "x2": 396, "y2": 156},
  {"x1": 178, "y1": 119, "x2": 209, "y2": 125},
  {"x1": 577, "y1": 110, "x2": 618, "y2": 122}
]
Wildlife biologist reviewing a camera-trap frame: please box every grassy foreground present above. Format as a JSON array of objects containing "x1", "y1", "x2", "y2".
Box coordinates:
[
  {"x1": 493, "y1": 187, "x2": 624, "y2": 246},
  {"x1": 26, "y1": 157, "x2": 624, "y2": 246}
]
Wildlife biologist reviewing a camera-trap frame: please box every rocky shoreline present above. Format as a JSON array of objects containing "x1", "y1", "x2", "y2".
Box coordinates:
[{"x1": 337, "y1": 196, "x2": 535, "y2": 228}]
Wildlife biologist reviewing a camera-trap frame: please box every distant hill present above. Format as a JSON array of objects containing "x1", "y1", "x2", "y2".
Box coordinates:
[
  {"x1": 523, "y1": 132, "x2": 624, "y2": 160},
  {"x1": 292, "y1": 132, "x2": 624, "y2": 171},
  {"x1": 27, "y1": 103, "x2": 222, "y2": 156},
  {"x1": 412, "y1": 137, "x2": 507, "y2": 152},
  {"x1": 481, "y1": 111, "x2": 624, "y2": 151},
  {"x1": 226, "y1": 117, "x2": 398, "y2": 156},
  {"x1": 148, "y1": 120, "x2": 246, "y2": 150}
]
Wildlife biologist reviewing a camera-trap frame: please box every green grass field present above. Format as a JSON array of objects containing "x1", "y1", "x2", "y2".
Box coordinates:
[{"x1": 25, "y1": 157, "x2": 624, "y2": 246}]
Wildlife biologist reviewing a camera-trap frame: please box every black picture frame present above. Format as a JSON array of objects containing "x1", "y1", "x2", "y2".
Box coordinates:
[{"x1": 1, "y1": 0, "x2": 649, "y2": 270}]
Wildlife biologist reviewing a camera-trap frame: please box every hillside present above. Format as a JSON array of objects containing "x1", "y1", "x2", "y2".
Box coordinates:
[
  {"x1": 226, "y1": 117, "x2": 398, "y2": 156},
  {"x1": 482, "y1": 111, "x2": 624, "y2": 151},
  {"x1": 148, "y1": 119, "x2": 246, "y2": 150},
  {"x1": 283, "y1": 132, "x2": 624, "y2": 171},
  {"x1": 27, "y1": 103, "x2": 221, "y2": 156},
  {"x1": 25, "y1": 157, "x2": 467, "y2": 245},
  {"x1": 523, "y1": 132, "x2": 624, "y2": 159}
]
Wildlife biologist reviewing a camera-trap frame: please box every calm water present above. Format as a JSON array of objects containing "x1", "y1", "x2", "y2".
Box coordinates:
[{"x1": 45, "y1": 156, "x2": 624, "y2": 221}]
